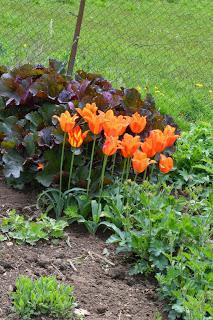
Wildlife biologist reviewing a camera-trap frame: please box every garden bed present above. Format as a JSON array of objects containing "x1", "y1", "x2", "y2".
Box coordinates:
[{"x1": 0, "y1": 178, "x2": 165, "y2": 320}]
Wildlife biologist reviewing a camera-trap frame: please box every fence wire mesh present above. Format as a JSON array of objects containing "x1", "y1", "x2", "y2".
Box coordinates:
[
  {"x1": 0, "y1": 0, "x2": 79, "y2": 65},
  {"x1": 0, "y1": 0, "x2": 212, "y2": 123}
]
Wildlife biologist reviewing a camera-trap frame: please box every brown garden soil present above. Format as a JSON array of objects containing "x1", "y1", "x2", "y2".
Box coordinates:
[{"x1": 0, "y1": 176, "x2": 166, "y2": 320}]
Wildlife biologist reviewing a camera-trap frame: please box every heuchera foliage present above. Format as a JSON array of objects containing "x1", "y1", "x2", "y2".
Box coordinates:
[{"x1": 0, "y1": 60, "x2": 178, "y2": 189}]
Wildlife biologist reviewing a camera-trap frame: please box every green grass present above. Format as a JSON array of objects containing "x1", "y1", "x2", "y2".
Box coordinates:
[{"x1": 0, "y1": 0, "x2": 212, "y2": 129}]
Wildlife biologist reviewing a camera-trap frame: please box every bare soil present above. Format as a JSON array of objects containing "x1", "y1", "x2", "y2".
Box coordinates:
[{"x1": 0, "y1": 177, "x2": 166, "y2": 320}]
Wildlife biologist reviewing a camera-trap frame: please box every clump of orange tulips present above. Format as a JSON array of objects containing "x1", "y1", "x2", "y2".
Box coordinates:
[{"x1": 54, "y1": 103, "x2": 179, "y2": 195}]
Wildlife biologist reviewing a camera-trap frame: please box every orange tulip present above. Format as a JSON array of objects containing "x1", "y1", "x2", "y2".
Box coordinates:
[
  {"x1": 87, "y1": 113, "x2": 104, "y2": 135},
  {"x1": 102, "y1": 135, "x2": 120, "y2": 156},
  {"x1": 163, "y1": 125, "x2": 179, "y2": 148},
  {"x1": 37, "y1": 162, "x2": 44, "y2": 171},
  {"x1": 54, "y1": 111, "x2": 78, "y2": 133},
  {"x1": 159, "y1": 154, "x2": 173, "y2": 173},
  {"x1": 129, "y1": 112, "x2": 147, "y2": 134},
  {"x1": 117, "y1": 115, "x2": 131, "y2": 135},
  {"x1": 164, "y1": 125, "x2": 176, "y2": 135},
  {"x1": 149, "y1": 130, "x2": 166, "y2": 153},
  {"x1": 141, "y1": 138, "x2": 156, "y2": 158},
  {"x1": 132, "y1": 150, "x2": 155, "y2": 174},
  {"x1": 120, "y1": 133, "x2": 141, "y2": 158},
  {"x1": 101, "y1": 110, "x2": 130, "y2": 136},
  {"x1": 76, "y1": 103, "x2": 98, "y2": 121},
  {"x1": 68, "y1": 126, "x2": 88, "y2": 148}
]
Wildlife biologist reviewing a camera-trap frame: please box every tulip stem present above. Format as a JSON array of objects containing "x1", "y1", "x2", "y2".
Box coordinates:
[
  {"x1": 99, "y1": 155, "x2": 108, "y2": 207},
  {"x1": 87, "y1": 135, "x2": 97, "y2": 194},
  {"x1": 126, "y1": 158, "x2": 131, "y2": 180},
  {"x1": 143, "y1": 168, "x2": 147, "y2": 181},
  {"x1": 134, "y1": 173, "x2": 138, "y2": 183},
  {"x1": 121, "y1": 158, "x2": 127, "y2": 182},
  {"x1": 68, "y1": 151, "x2": 75, "y2": 190},
  {"x1": 150, "y1": 163, "x2": 155, "y2": 181},
  {"x1": 111, "y1": 153, "x2": 116, "y2": 176},
  {"x1": 59, "y1": 133, "x2": 66, "y2": 192}
]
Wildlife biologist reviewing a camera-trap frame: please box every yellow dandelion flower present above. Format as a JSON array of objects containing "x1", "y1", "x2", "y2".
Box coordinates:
[
  {"x1": 136, "y1": 85, "x2": 142, "y2": 93},
  {"x1": 195, "y1": 83, "x2": 204, "y2": 88}
]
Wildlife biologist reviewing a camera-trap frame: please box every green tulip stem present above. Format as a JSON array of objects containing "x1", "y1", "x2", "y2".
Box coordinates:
[
  {"x1": 121, "y1": 158, "x2": 127, "y2": 182},
  {"x1": 59, "y1": 132, "x2": 66, "y2": 193},
  {"x1": 143, "y1": 168, "x2": 147, "y2": 181},
  {"x1": 126, "y1": 157, "x2": 131, "y2": 180},
  {"x1": 111, "y1": 153, "x2": 116, "y2": 176},
  {"x1": 68, "y1": 151, "x2": 75, "y2": 190},
  {"x1": 87, "y1": 135, "x2": 97, "y2": 195},
  {"x1": 98, "y1": 154, "x2": 108, "y2": 207}
]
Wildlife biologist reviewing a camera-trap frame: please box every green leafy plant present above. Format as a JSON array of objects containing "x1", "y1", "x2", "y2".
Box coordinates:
[
  {"x1": 11, "y1": 275, "x2": 76, "y2": 319},
  {"x1": 77, "y1": 179, "x2": 212, "y2": 319},
  {"x1": 0, "y1": 210, "x2": 67, "y2": 244},
  {"x1": 65, "y1": 198, "x2": 102, "y2": 234},
  {"x1": 36, "y1": 187, "x2": 87, "y2": 219},
  {"x1": 168, "y1": 122, "x2": 213, "y2": 189}
]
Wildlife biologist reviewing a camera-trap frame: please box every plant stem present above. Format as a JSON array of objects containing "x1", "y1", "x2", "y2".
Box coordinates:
[
  {"x1": 68, "y1": 151, "x2": 75, "y2": 190},
  {"x1": 111, "y1": 153, "x2": 116, "y2": 176},
  {"x1": 148, "y1": 208, "x2": 152, "y2": 244},
  {"x1": 87, "y1": 135, "x2": 97, "y2": 195},
  {"x1": 134, "y1": 173, "x2": 138, "y2": 182},
  {"x1": 143, "y1": 168, "x2": 147, "y2": 181},
  {"x1": 126, "y1": 157, "x2": 131, "y2": 180},
  {"x1": 150, "y1": 163, "x2": 155, "y2": 181},
  {"x1": 59, "y1": 133, "x2": 66, "y2": 193},
  {"x1": 121, "y1": 158, "x2": 127, "y2": 182},
  {"x1": 98, "y1": 155, "x2": 108, "y2": 207}
]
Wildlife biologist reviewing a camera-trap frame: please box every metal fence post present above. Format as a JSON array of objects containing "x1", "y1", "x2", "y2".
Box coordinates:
[{"x1": 67, "y1": 0, "x2": 86, "y2": 76}]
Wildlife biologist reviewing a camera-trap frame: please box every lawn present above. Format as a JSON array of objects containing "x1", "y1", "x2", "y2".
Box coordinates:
[{"x1": 0, "y1": 0, "x2": 212, "y2": 129}]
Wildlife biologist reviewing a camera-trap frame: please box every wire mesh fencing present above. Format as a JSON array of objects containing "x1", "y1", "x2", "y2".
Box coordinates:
[
  {"x1": 76, "y1": 0, "x2": 213, "y2": 123},
  {"x1": 0, "y1": 0, "x2": 79, "y2": 66},
  {"x1": 0, "y1": 0, "x2": 212, "y2": 123}
]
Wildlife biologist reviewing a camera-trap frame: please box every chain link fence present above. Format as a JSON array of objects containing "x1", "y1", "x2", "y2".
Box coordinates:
[{"x1": 0, "y1": 0, "x2": 212, "y2": 124}]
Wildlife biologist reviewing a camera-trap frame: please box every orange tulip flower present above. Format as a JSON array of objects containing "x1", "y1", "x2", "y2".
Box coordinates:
[
  {"x1": 117, "y1": 115, "x2": 131, "y2": 135},
  {"x1": 141, "y1": 138, "x2": 156, "y2": 158},
  {"x1": 129, "y1": 112, "x2": 147, "y2": 134},
  {"x1": 76, "y1": 103, "x2": 98, "y2": 121},
  {"x1": 132, "y1": 150, "x2": 155, "y2": 174},
  {"x1": 54, "y1": 111, "x2": 78, "y2": 133},
  {"x1": 37, "y1": 162, "x2": 44, "y2": 171},
  {"x1": 120, "y1": 133, "x2": 141, "y2": 158},
  {"x1": 102, "y1": 135, "x2": 120, "y2": 156},
  {"x1": 149, "y1": 129, "x2": 166, "y2": 153},
  {"x1": 163, "y1": 125, "x2": 179, "y2": 148},
  {"x1": 159, "y1": 154, "x2": 173, "y2": 173},
  {"x1": 68, "y1": 126, "x2": 88, "y2": 148},
  {"x1": 87, "y1": 113, "x2": 104, "y2": 135},
  {"x1": 101, "y1": 110, "x2": 130, "y2": 136}
]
